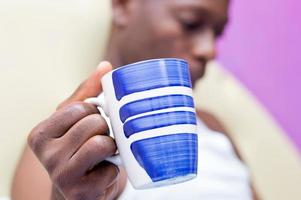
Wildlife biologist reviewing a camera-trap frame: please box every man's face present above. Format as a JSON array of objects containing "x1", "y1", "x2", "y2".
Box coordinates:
[{"x1": 114, "y1": 0, "x2": 229, "y2": 86}]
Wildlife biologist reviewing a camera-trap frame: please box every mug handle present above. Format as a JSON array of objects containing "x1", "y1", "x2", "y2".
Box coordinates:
[{"x1": 84, "y1": 94, "x2": 123, "y2": 166}]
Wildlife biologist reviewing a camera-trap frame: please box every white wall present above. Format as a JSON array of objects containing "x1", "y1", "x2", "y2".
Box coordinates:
[{"x1": 0, "y1": 0, "x2": 111, "y2": 196}]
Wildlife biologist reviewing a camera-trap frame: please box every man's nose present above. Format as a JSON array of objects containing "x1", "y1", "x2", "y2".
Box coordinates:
[{"x1": 192, "y1": 28, "x2": 216, "y2": 62}]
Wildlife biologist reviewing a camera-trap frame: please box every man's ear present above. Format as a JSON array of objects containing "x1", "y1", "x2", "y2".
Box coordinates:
[{"x1": 112, "y1": 0, "x2": 135, "y2": 27}]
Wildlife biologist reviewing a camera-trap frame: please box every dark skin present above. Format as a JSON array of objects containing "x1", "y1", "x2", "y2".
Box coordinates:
[
  {"x1": 12, "y1": 0, "x2": 258, "y2": 199},
  {"x1": 108, "y1": 0, "x2": 228, "y2": 86}
]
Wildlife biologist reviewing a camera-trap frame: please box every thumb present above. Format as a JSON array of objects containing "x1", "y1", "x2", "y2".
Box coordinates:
[{"x1": 57, "y1": 61, "x2": 113, "y2": 110}]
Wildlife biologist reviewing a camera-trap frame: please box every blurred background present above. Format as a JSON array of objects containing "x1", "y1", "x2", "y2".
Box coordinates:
[{"x1": 0, "y1": 0, "x2": 300, "y2": 199}]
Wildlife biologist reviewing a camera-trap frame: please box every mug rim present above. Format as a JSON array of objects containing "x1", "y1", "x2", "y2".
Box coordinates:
[
  {"x1": 102, "y1": 58, "x2": 188, "y2": 79},
  {"x1": 116, "y1": 58, "x2": 187, "y2": 71}
]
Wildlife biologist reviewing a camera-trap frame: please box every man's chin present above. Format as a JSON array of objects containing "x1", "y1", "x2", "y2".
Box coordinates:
[{"x1": 191, "y1": 67, "x2": 206, "y2": 88}]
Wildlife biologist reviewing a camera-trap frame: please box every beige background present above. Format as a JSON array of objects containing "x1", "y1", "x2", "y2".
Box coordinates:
[
  {"x1": 0, "y1": 0, "x2": 111, "y2": 196},
  {"x1": 1, "y1": 0, "x2": 300, "y2": 199}
]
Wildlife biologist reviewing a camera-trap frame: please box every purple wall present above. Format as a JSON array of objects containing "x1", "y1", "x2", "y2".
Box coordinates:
[{"x1": 218, "y1": 0, "x2": 301, "y2": 152}]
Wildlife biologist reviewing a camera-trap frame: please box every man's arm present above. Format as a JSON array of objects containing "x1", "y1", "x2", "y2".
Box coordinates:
[
  {"x1": 11, "y1": 62, "x2": 127, "y2": 200},
  {"x1": 11, "y1": 146, "x2": 52, "y2": 199}
]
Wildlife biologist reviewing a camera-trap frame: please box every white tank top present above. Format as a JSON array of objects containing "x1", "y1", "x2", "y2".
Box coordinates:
[{"x1": 118, "y1": 118, "x2": 252, "y2": 200}]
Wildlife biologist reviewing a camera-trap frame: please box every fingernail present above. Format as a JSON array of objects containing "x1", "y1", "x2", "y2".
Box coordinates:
[{"x1": 97, "y1": 61, "x2": 110, "y2": 71}]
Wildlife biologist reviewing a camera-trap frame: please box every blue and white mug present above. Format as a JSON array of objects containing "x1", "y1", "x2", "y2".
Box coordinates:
[{"x1": 86, "y1": 58, "x2": 198, "y2": 189}]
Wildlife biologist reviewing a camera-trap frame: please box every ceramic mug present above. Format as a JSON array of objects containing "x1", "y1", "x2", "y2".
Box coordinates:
[{"x1": 85, "y1": 58, "x2": 198, "y2": 189}]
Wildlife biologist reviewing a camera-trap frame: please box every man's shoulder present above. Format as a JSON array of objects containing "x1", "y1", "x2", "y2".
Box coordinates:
[{"x1": 196, "y1": 109, "x2": 227, "y2": 134}]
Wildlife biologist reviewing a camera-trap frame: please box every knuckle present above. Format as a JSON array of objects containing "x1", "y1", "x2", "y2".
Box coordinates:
[
  {"x1": 27, "y1": 131, "x2": 38, "y2": 149},
  {"x1": 27, "y1": 124, "x2": 47, "y2": 153},
  {"x1": 27, "y1": 123, "x2": 64, "y2": 172}
]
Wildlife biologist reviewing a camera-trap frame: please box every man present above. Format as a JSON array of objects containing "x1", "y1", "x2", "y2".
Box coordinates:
[{"x1": 12, "y1": 0, "x2": 257, "y2": 199}]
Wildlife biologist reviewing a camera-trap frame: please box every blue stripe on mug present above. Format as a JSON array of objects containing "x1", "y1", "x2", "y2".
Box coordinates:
[
  {"x1": 112, "y1": 59, "x2": 191, "y2": 100},
  {"x1": 123, "y1": 111, "x2": 196, "y2": 138},
  {"x1": 131, "y1": 133, "x2": 198, "y2": 182},
  {"x1": 119, "y1": 95, "x2": 195, "y2": 122}
]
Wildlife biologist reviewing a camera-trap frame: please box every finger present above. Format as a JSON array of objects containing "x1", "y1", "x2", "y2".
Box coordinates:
[
  {"x1": 96, "y1": 167, "x2": 127, "y2": 200},
  {"x1": 68, "y1": 135, "x2": 117, "y2": 177},
  {"x1": 97, "y1": 168, "x2": 125, "y2": 200},
  {"x1": 29, "y1": 102, "x2": 99, "y2": 145},
  {"x1": 66, "y1": 162, "x2": 119, "y2": 200},
  {"x1": 59, "y1": 114, "x2": 109, "y2": 157},
  {"x1": 99, "y1": 181, "x2": 120, "y2": 200},
  {"x1": 85, "y1": 162, "x2": 120, "y2": 199},
  {"x1": 58, "y1": 61, "x2": 113, "y2": 110}
]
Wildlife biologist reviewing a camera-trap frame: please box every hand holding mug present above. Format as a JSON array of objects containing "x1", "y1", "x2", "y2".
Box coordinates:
[
  {"x1": 28, "y1": 62, "x2": 124, "y2": 200},
  {"x1": 28, "y1": 59, "x2": 198, "y2": 200}
]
